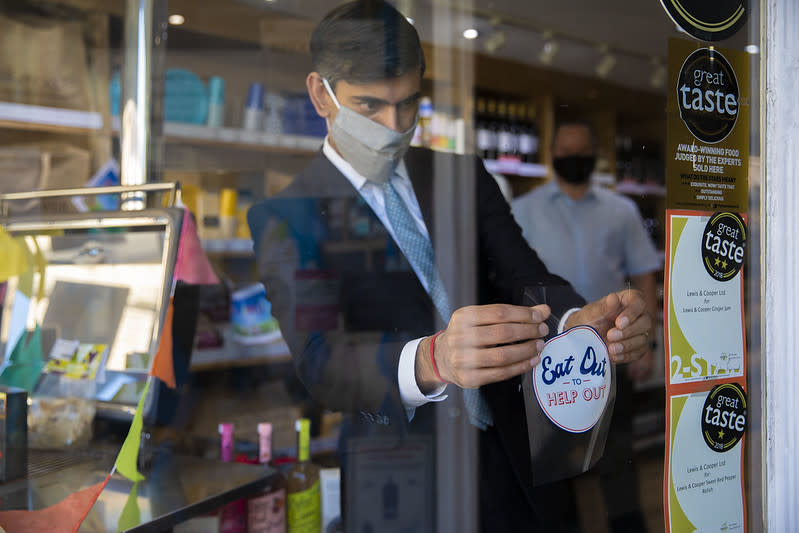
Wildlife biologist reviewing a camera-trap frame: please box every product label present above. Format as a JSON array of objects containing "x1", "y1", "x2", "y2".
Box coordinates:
[
  {"x1": 665, "y1": 211, "x2": 746, "y2": 385},
  {"x1": 667, "y1": 391, "x2": 745, "y2": 532},
  {"x1": 248, "y1": 488, "x2": 286, "y2": 533},
  {"x1": 533, "y1": 326, "x2": 611, "y2": 433},
  {"x1": 287, "y1": 480, "x2": 320, "y2": 533}
]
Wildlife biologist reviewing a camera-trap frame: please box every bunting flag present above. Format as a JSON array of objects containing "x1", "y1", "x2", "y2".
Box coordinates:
[
  {"x1": 116, "y1": 482, "x2": 141, "y2": 532},
  {"x1": 0, "y1": 227, "x2": 30, "y2": 283},
  {"x1": 0, "y1": 474, "x2": 110, "y2": 533},
  {"x1": 173, "y1": 208, "x2": 219, "y2": 285},
  {"x1": 149, "y1": 300, "x2": 176, "y2": 389},
  {"x1": 0, "y1": 324, "x2": 44, "y2": 393},
  {"x1": 114, "y1": 379, "x2": 150, "y2": 483}
]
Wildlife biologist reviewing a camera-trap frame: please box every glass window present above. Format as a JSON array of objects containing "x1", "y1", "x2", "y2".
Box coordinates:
[{"x1": 0, "y1": 1, "x2": 765, "y2": 532}]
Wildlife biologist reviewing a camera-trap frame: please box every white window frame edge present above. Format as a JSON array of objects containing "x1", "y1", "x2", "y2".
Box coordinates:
[{"x1": 762, "y1": 0, "x2": 799, "y2": 530}]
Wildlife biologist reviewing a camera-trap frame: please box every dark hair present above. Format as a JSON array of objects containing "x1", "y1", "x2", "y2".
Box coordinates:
[
  {"x1": 310, "y1": 0, "x2": 426, "y2": 89},
  {"x1": 552, "y1": 119, "x2": 597, "y2": 149}
]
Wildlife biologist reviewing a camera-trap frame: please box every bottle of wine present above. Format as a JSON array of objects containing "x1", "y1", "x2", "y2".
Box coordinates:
[
  {"x1": 518, "y1": 104, "x2": 540, "y2": 164},
  {"x1": 286, "y1": 418, "x2": 321, "y2": 533},
  {"x1": 248, "y1": 423, "x2": 288, "y2": 533},
  {"x1": 219, "y1": 423, "x2": 247, "y2": 533}
]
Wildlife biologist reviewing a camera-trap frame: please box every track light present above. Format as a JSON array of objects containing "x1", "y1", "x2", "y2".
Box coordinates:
[
  {"x1": 539, "y1": 31, "x2": 559, "y2": 65},
  {"x1": 595, "y1": 44, "x2": 616, "y2": 78}
]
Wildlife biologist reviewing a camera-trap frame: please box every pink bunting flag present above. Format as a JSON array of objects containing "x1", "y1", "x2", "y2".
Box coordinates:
[{"x1": 173, "y1": 208, "x2": 220, "y2": 285}]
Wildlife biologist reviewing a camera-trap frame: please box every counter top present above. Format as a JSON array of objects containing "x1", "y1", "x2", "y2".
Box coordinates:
[{"x1": 0, "y1": 448, "x2": 275, "y2": 532}]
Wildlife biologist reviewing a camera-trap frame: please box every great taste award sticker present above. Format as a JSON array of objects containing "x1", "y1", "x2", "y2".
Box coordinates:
[
  {"x1": 533, "y1": 326, "x2": 611, "y2": 433},
  {"x1": 702, "y1": 383, "x2": 747, "y2": 452},
  {"x1": 701, "y1": 212, "x2": 747, "y2": 281}
]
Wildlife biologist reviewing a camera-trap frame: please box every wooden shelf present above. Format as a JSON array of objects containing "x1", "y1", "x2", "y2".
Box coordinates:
[
  {"x1": 202, "y1": 238, "x2": 255, "y2": 257},
  {"x1": 111, "y1": 117, "x2": 323, "y2": 154},
  {"x1": 616, "y1": 180, "x2": 666, "y2": 197},
  {"x1": 484, "y1": 159, "x2": 548, "y2": 178},
  {"x1": 191, "y1": 334, "x2": 291, "y2": 371},
  {"x1": 0, "y1": 102, "x2": 103, "y2": 134}
]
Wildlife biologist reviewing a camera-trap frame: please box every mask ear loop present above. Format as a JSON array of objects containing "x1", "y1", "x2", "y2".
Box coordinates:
[{"x1": 321, "y1": 78, "x2": 341, "y2": 109}]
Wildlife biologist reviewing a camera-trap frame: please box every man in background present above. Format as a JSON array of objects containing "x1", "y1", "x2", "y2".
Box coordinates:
[{"x1": 512, "y1": 119, "x2": 661, "y2": 532}]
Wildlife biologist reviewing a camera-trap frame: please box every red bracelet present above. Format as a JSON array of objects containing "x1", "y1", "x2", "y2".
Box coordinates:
[{"x1": 430, "y1": 330, "x2": 451, "y2": 384}]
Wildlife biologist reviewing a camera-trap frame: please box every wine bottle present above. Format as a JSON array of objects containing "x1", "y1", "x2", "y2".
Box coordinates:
[
  {"x1": 248, "y1": 423, "x2": 288, "y2": 533},
  {"x1": 286, "y1": 418, "x2": 321, "y2": 533},
  {"x1": 219, "y1": 423, "x2": 247, "y2": 533}
]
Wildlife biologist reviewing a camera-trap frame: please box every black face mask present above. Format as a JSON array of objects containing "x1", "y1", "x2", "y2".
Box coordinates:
[{"x1": 553, "y1": 155, "x2": 596, "y2": 185}]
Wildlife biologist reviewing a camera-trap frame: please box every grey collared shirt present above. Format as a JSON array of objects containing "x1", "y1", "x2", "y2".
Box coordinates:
[{"x1": 511, "y1": 179, "x2": 662, "y2": 303}]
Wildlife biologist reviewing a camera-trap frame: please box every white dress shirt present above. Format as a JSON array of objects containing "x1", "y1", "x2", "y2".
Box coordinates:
[{"x1": 322, "y1": 139, "x2": 449, "y2": 410}]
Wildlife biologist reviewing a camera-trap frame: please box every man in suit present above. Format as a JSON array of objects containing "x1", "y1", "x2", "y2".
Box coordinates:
[{"x1": 248, "y1": 2, "x2": 652, "y2": 531}]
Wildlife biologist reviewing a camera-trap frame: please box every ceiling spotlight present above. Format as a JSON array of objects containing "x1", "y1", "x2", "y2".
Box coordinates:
[
  {"x1": 595, "y1": 45, "x2": 616, "y2": 78},
  {"x1": 650, "y1": 58, "x2": 667, "y2": 89},
  {"x1": 463, "y1": 28, "x2": 479, "y2": 40},
  {"x1": 168, "y1": 14, "x2": 185, "y2": 25},
  {"x1": 745, "y1": 44, "x2": 760, "y2": 54},
  {"x1": 539, "y1": 31, "x2": 559, "y2": 65},
  {"x1": 483, "y1": 31, "x2": 506, "y2": 54}
]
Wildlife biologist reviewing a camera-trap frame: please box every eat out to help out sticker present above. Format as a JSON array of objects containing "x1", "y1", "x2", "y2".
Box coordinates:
[{"x1": 533, "y1": 326, "x2": 612, "y2": 433}]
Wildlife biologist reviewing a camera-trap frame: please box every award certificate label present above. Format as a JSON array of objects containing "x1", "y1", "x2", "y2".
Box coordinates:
[
  {"x1": 533, "y1": 326, "x2": 611, "y2": 433},
  {"x1": 666, "y1": 389, "x2": 746, "y2": 532},
  {"x1": 665, "y1": 210, "x2": 746, "y2": 385}
]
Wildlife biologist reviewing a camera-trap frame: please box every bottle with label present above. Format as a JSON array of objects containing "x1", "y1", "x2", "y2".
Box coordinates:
[
  {"x1": 484, "y1": 99, "x2": 499, "y2": 160},
  {"x1": 518, "y1": 104, "x2": 540, "y2": 164},
  {"x1": 248, "y1": 423, "x2": 287, "y2": 533},
  {"x1": 219, "y1": 423, "x2": 247, "y2": 533},
  {"x1": 496, "y1": 100, "x2": 514, "y2": 160},
  {"x1": 418, "y1": 97, "x2": 434, "y2": 148},
  {"x1": 286, "y1": 418, "x2": 321, "y2": 533}
]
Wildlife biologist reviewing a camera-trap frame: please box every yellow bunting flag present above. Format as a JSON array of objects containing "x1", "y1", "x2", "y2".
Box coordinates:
[{"x1": 114, "y1": 380, "x2": 151, "y2": 483}]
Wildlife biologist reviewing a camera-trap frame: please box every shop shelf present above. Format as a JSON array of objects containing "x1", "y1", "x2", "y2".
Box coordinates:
[
  {"x1": 0, "y1": 102, "x2": 103, "y2": 133},
  {"x1": 484, "y1": 158, "x2": 548, "y2": 178},
  {"x1": 201, "y1": 238, "x2": 255, "y2": 257},
  {"x1": 190, "y1": 334, "x2": 291, "y2": 371},
  {"x1": 111, "y1": 116, "x2": 323, "y2": 154}
]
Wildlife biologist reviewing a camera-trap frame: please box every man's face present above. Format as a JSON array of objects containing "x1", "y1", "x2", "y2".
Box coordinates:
[
  {"x1": 328, "y1": 70, "x2": 422, "y2": 133},
  {"x1": 552, "y1": 124, "x2": 595, "y2": 159}
]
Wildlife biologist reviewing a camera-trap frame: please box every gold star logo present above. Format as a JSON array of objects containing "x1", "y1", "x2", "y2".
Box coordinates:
[
  {"x1": 718, "y1": 429, "x2": 725, "y2": 440},
  {"x1": 721, "y1": 260, "x2": 728, "y2": 269},
  {"x1": 714, "y1": 257, "x2": 721, "y2": 266}
]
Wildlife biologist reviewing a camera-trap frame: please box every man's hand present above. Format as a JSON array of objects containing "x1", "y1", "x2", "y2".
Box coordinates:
[
  {"x1": 415, "y1": 304, "x2": 551, "y2": 392},
  {"x1": 564, "y1": 289, "x2": 652, "y2": 365}
]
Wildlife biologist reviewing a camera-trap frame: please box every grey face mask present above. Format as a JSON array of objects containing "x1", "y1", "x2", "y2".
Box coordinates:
[{"x1": 323, "y1": 78, "x2": 417, "y2": 184}]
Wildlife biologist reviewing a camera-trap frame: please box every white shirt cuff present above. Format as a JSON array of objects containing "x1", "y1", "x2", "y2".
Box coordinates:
[
  {"x1": 399, "y1": 336, "x2": 448, "y2": 408},
  {"x1": 558, "y1": 308, "x2": 581, "y2": 333}
]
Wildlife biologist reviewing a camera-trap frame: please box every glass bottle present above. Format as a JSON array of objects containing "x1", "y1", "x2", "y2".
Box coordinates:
[
  {"x1": 286, "y1": 418, "x2": 321, "y2": 533},
  {"x1": 248, "y1": 423, "x2": 288, "y2": 533}
]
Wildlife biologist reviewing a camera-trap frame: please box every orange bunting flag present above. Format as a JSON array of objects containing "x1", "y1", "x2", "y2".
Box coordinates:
[
  {"x1": 149, "y1": 300, "x2": 176, "y2": 389},
  {"x1": 0, "y1": 474, "x2": 110, "y2": 533}
]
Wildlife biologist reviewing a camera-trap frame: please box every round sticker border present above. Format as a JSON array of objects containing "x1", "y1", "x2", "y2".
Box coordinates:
[
  {"x1": 660, "y1": 0, "x2": 747, "y2": 42},
  {"x1": 532, "y1": 325, "x2": 611, "y2": 434},
  {"x1": 701, "y1": 382, "x2": 747, "y2": 453}
]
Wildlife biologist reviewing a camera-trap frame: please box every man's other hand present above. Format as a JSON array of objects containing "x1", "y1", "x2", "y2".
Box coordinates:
[{"x1": 564, "y1": 289, "x2": 652, "y2": 365}]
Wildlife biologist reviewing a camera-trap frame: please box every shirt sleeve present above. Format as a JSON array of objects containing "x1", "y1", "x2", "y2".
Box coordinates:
[
  {"x1": 399, "y1": 337, "x2": 448, "y2": 419},
  {"x1": 623, "y1": 200, "x2": 663, "y2": 276}
]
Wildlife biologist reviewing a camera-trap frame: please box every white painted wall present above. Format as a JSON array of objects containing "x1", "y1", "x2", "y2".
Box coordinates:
[{"x1": 763, "y1": 1, "x2": 799, "y2": 530}]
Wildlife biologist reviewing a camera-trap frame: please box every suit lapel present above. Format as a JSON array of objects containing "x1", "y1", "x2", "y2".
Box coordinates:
[{"x1": 404, "y1": 148, "x2": 435, "y2": 248}]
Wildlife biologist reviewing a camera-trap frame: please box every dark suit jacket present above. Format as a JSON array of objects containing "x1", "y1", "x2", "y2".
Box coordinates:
[{"x1": 248, "y1": 147, "x2": 585, "y2": 531}]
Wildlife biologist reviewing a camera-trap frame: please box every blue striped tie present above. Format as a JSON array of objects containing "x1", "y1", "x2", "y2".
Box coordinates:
[{"x1": 382, "y1": 179, "x2": 493, "y2": 429}]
